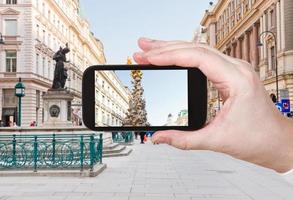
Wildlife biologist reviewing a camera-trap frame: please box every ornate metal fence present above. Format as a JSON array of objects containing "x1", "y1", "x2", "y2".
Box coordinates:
[
  {"x1": 0, "y1": 133, "x2": 103, "y2": 172},
  {"x1": 112, "y1": 132, "x2": 134, "y2": 144}
]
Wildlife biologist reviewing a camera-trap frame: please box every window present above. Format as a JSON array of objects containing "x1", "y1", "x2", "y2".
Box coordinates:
[
  {"x1": 36, "y1": 24, "x2": 40, "y2": 39},
  {"x1": 95, "y1": 108, "x2": 99, "y2": 122},
  {"x1": 36, "y1": 53, "x2": 39, "y2": 74},
  {"x1": 72, "y1": 53, "x2": 75, "y2": 64},
  {"x1": 48, "y1": 10, "x2": 51, "y2": 21},
  {"x1": 53, "y1": 38, "x2": 56, "y2": 50},
  {"x1": 53, "y1": 14, "x2": 56, "y2": 25},
  {"x1": 6, "y1": 0, "x2": 17, "y2": 4},
  {"x1": 270, "y1": 46, "x2": 276, "y2": 70},
  {"x1": 42, "y1": 57, "x2": 45, "y2": 77},
  {"x1": 102, "y1": 111, "x2": 105, "y2": 124},
  {"x1": 48, "y1": 34, "x2": 51, "y2": 48},
  {"x1": 36, "y1": 90, "x2": 40, "y2": 108},
  {"x1": 42, "y1": 30, "x2": 46, "y2": 43},
  {"x1": 270, "y1": 9, "x2": 276, "y2": 28},
  {"x1": 48, "y1": 60, "x2": 51, "y2": 80},
  {"x1": 42, "y1": 3, "x2": 45, "y2": 15},
  {"x1": 36, "y1": 90, "x2": 40, "y2": 124},
  {"x1": 6, "y1": 51, "x2": 17, "y2": 72},
  {"x1": 107, "y1": 114, "x2": 110, "y2": 125},
  {"x1": 3, "y1": 89, "x2": 17, "y2": 107},
  {"x1": 5, "y1": 19, "x2": 17, "y2": 35}
]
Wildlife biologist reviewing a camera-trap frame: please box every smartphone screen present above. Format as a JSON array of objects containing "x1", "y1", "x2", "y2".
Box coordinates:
[
  {"x1": 94, "y1": 69, "x2": 188, "y2": 127},
  {"x1": 83, "y1": 65, "x2": 207, "y2": 131}
]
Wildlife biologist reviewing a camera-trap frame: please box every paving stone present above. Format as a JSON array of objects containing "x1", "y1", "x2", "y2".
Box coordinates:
[{"x1": 0, "y1": 140, "x2": 292, "y2": 199}]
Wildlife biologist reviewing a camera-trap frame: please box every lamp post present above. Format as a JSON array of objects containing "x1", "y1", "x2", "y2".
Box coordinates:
[
  {"x1": 257, "y1": 31, "x2": 279, "y2": 102},
  {"x1": 15, "y1": 78, "x2": 25, "y2": 126},
  {"x1": 0, "y1": 32, "x2": 5, "y2": 45}
]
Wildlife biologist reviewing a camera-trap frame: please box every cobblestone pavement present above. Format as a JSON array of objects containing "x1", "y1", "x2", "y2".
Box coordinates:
[{"x1": 0, "y1": 139, "x2": 293, "y2": 200}]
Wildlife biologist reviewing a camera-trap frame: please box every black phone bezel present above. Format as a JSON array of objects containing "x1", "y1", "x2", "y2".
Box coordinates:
[{"x1": 82, "y1": 65, "x2": 207, "y2": 131}]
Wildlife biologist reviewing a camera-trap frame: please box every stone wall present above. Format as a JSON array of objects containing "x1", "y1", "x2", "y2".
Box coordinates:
[{"x1": 284, "y1": 0, "x2": 293, "y2": 51}]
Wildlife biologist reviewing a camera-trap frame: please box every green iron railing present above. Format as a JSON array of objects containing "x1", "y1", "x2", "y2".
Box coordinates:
[
  {"x1": 112, "y1": 132, "x2": 134, "y2": 144},
  {"x1": 0, "y1": 133, "x2": 103, "y2": 172}
]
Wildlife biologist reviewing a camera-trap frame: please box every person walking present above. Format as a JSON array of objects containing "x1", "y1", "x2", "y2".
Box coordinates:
[{"x1": 139, "y1": 131, "x2": 146, "y2": 144}]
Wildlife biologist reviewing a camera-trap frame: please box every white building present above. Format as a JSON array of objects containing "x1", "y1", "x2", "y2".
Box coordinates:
[
  {"x1": 95, "y1": 71, "x2": 130, "y2": 127},
  {"x1": 0, "y1": 0, "x2": 106, "y2": 127}
]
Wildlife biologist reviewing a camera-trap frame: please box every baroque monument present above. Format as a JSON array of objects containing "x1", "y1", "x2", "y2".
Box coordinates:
[
  {"x1": 123, "y1": 58, "x2": 149, "y2": 126},
  {"x1": 42, "y1": 44, "x2": 74, "y2": 127}
]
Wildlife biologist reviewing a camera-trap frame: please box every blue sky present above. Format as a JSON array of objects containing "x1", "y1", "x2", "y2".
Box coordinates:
[
  {"x1": 81, "y1": 0, "x2": 209, "y2": 64},
  {"x1": 115, "y1": 70, "x2": 188, "y2": 125}
]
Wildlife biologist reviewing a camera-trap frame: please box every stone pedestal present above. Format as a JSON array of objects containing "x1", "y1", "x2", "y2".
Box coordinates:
[{"x1": 43, "y1": 89, "x2": 74, "y2": 127}]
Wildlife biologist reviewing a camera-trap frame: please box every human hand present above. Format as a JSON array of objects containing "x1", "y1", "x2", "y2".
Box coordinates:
[{"x1": 133, "y1": 38, "x2": 293, "y2": 173}]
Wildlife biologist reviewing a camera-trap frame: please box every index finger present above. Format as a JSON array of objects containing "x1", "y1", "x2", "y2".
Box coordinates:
[{"x1": 134, "y1": 47, "x2": 238, "y2": 89}]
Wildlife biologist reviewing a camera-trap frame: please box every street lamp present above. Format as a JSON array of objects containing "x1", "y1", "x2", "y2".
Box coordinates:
[
  {"x1": 15, "y1": 78, "x2": 25, "y2": 126},
  {"x1": 257, "y1": 31, "x2": 279, "y2": 102},
  {"x1": 0, "y1": 32, "x2": 5, "y2": 45}
]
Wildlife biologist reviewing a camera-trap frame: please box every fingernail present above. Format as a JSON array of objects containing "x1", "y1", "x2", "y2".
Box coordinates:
[
  {"x1": 134, "y1": 52, "x2": 146, "y2": 58},
  {"x1": 140, "y1": 37, "x2": 154, "y2": 42}
]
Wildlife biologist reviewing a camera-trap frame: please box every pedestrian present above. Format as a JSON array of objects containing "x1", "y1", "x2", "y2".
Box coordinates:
[
  {"x1": 0, "y1": 120, "x2": 3, "y2": 127},
  {"x1": 139, "y1": 131, "x2": 146, "y2": 144},
  {"x1": 134, "y1": 132, "x2": 138, "y2": 140},
  {"x1": 134, "y1": 37, "x2": 293, "y2": 185}
]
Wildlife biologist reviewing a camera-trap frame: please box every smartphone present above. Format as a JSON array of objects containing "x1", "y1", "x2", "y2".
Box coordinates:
[{"x1": 82, "y1": 65, "x2": 207, "y2": 131}]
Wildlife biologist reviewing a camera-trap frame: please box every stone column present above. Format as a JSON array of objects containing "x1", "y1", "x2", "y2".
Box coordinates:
[
  {"x1": 236, "y1": 38, "x2": 242, "y2": 59},
  {"x1": 263, "y1": 13, "x2": 268, "y2": 59},
  {"x1": 259, "y1": 16, "x2": 264, "y2": 60},
  {"x1": 243, "y1": 32, "x2": 250, "y2": 62},
  {"x1": 209, "y1": 23, "x2": 217, "y2": 47},
  {"x1": 226, "y1": 47, "x2": 231, "y2": 56},
  {"x1": 280, "y1": 0, "x2": 285, "y2": 50},
  {"x1": 276, "y1": 0, "x2": 281, "y2": 51},
  {"x1": 231, "y1": 43, "x2": 236, "y2": 58},
  {"x1": 251, "y1": 24, "x2": 260, "y2": 70}
]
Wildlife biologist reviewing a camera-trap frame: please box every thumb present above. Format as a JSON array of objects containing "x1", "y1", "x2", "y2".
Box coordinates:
[{"x1": 152, "y1": 129, "x2": 212, "y2": 151}]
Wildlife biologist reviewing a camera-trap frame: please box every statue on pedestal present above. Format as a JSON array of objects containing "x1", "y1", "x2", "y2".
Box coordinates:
[
  {"x1": 42, "y1": 43, "x2": 73, "y2": 127},
  {"x1": 52, "y1": 43, "x2": 70, "y2": 90}
]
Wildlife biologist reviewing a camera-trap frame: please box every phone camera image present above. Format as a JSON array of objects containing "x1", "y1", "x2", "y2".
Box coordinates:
[
  {"x1": 94, "y1": 70, "x2": 188, "y2": 128},
  {"x1": 82, "y1": 65, "x2": 207, "y2": 131}
]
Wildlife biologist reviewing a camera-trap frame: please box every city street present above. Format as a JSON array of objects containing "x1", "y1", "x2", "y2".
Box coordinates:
[{"x1": 0, "y1": 139, "x2": 292, "y2": 200}]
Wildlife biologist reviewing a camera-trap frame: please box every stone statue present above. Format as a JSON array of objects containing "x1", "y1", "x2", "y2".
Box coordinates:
[{"x1": 52, "y1": 43, "x2": 70, "y2": 89}]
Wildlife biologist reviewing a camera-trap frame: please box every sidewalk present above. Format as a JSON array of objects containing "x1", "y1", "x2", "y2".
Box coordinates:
[{"x1": 0, "y1": 139, "x2": 292, "y2": 200}]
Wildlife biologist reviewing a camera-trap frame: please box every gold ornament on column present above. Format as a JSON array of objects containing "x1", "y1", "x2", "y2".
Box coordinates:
[{"x1": 123, "y1": 57, "x2": 148, "y2": 126}]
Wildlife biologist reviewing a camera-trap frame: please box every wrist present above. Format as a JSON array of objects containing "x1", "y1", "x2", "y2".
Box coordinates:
[{"x1": 272, "y1": 117, "x2": 293, "y2": 173}]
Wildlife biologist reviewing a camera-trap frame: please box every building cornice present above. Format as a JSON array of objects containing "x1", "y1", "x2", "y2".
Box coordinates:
[
  {"x1": 0, "y1": 8, "x2": 20, "y2": 15},
  {"x1": 201, "y1": 0, "x2": 225, "y2": 26}
]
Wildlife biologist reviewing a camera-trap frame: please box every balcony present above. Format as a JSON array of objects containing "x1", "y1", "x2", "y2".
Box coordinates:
[{"x1": 2, "y1": 35, "x2": 22, "y2": 46}]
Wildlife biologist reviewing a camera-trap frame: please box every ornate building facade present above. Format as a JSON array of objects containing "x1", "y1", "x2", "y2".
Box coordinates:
[
  {"x1": 0, "y1": 0, "x2": 106, "y2": 127},
  {"x1": 201, "y1": 0, "x2": 293, "y2": 119},
  {"x1": 95, "y1": 71, "x2": 130, "y2": 127}
]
